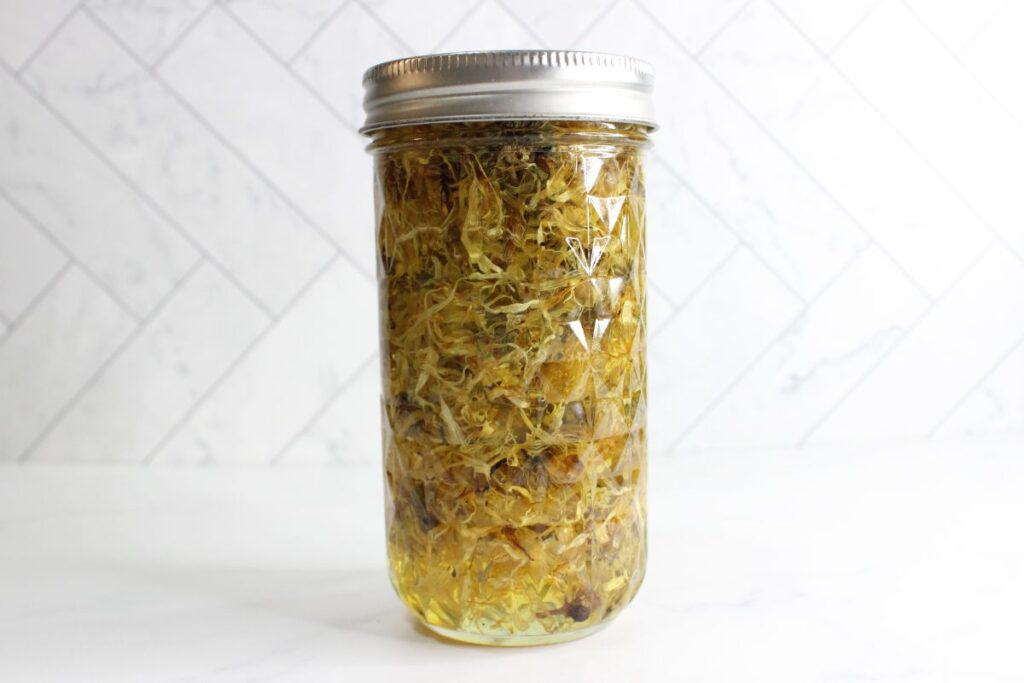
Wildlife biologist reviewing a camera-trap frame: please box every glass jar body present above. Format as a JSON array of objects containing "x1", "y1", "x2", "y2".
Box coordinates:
[{"x1": 369, "y1": 120, "x2": 649, "y2": 646}]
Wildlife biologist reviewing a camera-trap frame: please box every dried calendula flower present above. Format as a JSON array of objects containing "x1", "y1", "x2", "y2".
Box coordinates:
[{"x1": 369, "y1": 119, "x2": 649, "y2": 645}]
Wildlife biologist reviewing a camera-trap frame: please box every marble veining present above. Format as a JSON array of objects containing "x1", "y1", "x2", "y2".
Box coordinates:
[
  {"x1": 2, "y1": 442, "x2": 1023, "y2": 681},
  {"x1": 1, "y1": 0, "x2": 1023, "y2": 465}
]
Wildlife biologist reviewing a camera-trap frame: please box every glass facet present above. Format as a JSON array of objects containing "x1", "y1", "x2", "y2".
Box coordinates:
[{"x1": 369, "y1": 120, "x2": 649, "y2": 645}]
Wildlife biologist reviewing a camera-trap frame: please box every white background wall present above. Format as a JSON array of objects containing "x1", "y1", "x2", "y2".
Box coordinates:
[{"x1": 1, "y1": 0, "x2": 1022, "y2": 466}]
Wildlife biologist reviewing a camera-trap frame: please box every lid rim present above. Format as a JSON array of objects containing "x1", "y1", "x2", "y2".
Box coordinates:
[
  {"x1": 361, "y1": 50, "x2": 657, "y2": 135},
  {"x1": 362, "y1": 49, "x2": 654, "y2": 85}
]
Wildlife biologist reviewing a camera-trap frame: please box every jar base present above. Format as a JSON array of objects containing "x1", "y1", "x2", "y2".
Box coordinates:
[{"x1": 420, "y1": 620, "x2": 608, "y2": 647}]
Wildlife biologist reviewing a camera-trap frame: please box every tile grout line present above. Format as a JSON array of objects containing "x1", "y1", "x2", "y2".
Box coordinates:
[
  {"x1": 430, "y1": 0, "x2": 487, "y2": 52},
  {"x1": 926, "y1": 330, "x2": 1024, "y2": 438},
  {"x1": 653, "y1": 156, "x2": 810, "y2": 305},
  {"x1": 82, "y1": 6, "x2": 375, "y2": 285},
  {"x1": 0, "y1": 259, "x2": 73, "y2": 349},
  {"x1": 494, "y1": 0, "x2": 550, "y2": 47},
  {"x1": 143, "y1": 253, "x2": 342, "y2": 465},
  {"x1": 150, "y1": 0, "x2": 217, "y2": 70},
  {"x1": 215, "y1": 2, "x2": 360, "y2": 134},
  {"x1": 824, "y1": 0, "x2": 886, "y2": 57},
  {"x1": 796, "y1": 238, "x2": 999, "y2": 446},
  {"x1": 768, "y1": 0, "x2": 1024, "y2": 271},
  {"x1": 693, "y1": 0, "x2": 756, "y2": 59},
  {"x1": 286, "y1": 0, "x2": 353, "y2": 65},
  {"x1": 646, "y1": 277, "x2": 676, "y2": 306},
  {"x1": 633, "y1": 0, "x2": 936, "y2": 304},
  {"x1": 664, "y1": 241, "x2": 873, "y2": 454},
  {"x1": 649, "y1": 242, "x2": 743, "y2": 337},
  {"x1": 641, "y1": 156, "x2": 742, "y2": 313},
  {"x1": 17, "y1": 257, "x2": 206, "y2": 463},
  {"x1": 567, "y1": 0, "x2": 622, "y2": 49},
  {"x1": 15, "y1": 1, "x2": 83, "y2": 75},
  {"x1": 351, "y1": 0, "x2": 416, "y2": 55},
  {"x1": 647, "y1": 278, "x2": 679, "y2": 317},
  {"x1": 0, "y1": 183, "x2": 142, "y2": 321},
  {"x1": 957, "y1": 0, "x2": 1011, "y2": 55},
  {"x1": 900, "y1": 0, "x2": 1024, "y2": 137},
  {"x1": 7, "y1": 56, "x2": 277, "y2": 320},
  {"x1": 270, "y1": 351, "x2": 378, "y2": 466},
  {"x1": 9, "y1": 0, "x2": 1016, "y2": 461}
]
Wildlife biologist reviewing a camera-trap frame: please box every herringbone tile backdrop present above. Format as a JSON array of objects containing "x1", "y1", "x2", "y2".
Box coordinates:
[{"x1": 2, "y1": 0, "x2": 1022, "y2": 465}]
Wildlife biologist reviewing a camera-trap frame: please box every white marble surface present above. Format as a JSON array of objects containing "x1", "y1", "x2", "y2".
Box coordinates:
[
  {"x1": 2, "y1": 0, "x2": 1024, "y2": 466},
  {"x1": 2, "y1": 438, "x2": 1023, "y2": 682}
]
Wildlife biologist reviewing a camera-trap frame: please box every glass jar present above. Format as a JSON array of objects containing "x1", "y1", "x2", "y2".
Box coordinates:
[{"x1": 361, "y1": 51, "x2": 655, "y2": 646}]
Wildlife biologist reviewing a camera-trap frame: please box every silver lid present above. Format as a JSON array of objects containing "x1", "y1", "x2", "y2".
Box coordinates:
[{"x1": 360, "y1": 50, "x2": 656, "y2": 134}]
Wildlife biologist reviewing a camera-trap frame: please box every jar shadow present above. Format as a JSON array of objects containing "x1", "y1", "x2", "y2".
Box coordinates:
[{"x1": 112, "y1": 561, "x2": 530, "y2": 665}]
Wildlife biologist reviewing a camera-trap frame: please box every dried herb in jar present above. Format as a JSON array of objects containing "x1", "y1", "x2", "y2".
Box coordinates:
[{"x1": 370, "y1": 120, "x2": 649, "y2": 640}]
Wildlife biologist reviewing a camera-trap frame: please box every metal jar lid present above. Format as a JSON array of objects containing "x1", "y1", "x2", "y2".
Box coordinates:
[{"x1": 360, "y1": 50, "x2": 656, "y2": 134}]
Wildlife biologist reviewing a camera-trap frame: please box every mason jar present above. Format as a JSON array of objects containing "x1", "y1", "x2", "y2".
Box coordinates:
[{"x1": 361, "y1": 51, "x2": 655, "y2": 646}]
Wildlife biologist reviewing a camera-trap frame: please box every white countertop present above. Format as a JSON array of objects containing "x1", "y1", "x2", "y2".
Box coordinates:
[{"x1": 2, "y1": 439, "x2": 1023, "y2": 682}]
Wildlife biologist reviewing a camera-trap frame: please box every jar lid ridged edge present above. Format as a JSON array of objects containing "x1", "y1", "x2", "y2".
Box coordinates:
[
  {"x1": 362, "y1": 50, "x2": 654, "y2": 85},
  {"x1": 361, "y1": 50, "x2": 656, "y2": 134}
]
